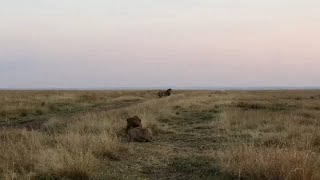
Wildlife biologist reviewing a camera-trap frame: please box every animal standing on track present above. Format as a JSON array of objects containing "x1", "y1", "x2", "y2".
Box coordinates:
[{"x1": 158, "y1": 89, "x2": 172, "y2": 98}]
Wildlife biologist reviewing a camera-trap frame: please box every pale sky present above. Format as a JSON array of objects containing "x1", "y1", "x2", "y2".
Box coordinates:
[{"x1": 1, "y1": 0, "x2": 320, "y2": 89}]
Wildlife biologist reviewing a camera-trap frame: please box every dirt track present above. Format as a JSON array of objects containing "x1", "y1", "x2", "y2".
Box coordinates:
[{"x1": 0, "y1": 99, "x2": 142, "y2": 130}]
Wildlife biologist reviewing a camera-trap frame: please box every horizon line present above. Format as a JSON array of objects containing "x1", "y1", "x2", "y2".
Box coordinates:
[{"x1": 1, "y1": 86, "x2": 320, "y2": 91}]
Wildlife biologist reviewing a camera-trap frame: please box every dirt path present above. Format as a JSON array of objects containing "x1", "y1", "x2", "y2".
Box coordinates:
[
  {"x1": 1, "y1": 94, "x2": 227, "y2": 179},
  {"x1": 0, "y1": 99, "x2": 142, "y2": 130},
  {"x1": 121, "y1": 104, "x2": 228, "y2": 180}
]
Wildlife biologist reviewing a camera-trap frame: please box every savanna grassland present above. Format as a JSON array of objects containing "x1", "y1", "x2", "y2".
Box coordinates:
[{"x1": 1, "y1": 90, "x2": 320, "y2": 180}]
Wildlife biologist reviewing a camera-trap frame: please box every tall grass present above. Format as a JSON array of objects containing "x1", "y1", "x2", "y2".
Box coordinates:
[
  {"x1": 0, "y1": 91, "x2": 181, "y2": 179},
  {"x1": 217, "y1": 145, "x2": 320, "y2": 180},
  {"x1": 1, "y1": 90, "x2": 320, "y2": 179}
]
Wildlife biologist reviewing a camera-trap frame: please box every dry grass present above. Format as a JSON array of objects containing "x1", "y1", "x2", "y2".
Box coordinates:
[
  {"x1": 217, "y1": 146, "x2": 320, "y2": 180},
  {"x1": 0, "y1": 90, "x2": 156, "y2": 123},
  {"x1": 0, "y1": 90, "x2": 179, "y2": 179},
  {"x1": 0, "y1": 90, "x2": 320, "y2": 179}
]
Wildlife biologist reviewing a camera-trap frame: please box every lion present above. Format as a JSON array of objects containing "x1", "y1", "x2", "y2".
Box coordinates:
[
  {"x1": 158, "y1": 89, "x2": 172, "y2": 98},
  {"x1": 126, "y1": 116, "x2": 142, "y2": 133},
  {"x1": 127, "y1": 127, "x2": 153, "y2": 142}
]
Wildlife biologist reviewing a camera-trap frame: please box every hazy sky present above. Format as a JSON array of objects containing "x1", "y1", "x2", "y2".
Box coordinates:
[{"x1": 1, "y1": 0, "x2": 320, "y2": 89}]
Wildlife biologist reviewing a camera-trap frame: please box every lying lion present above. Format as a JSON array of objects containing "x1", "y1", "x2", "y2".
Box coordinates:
[
  {"x1": 126, "y1": 116, "x2": 142, "y2": 133},
  {"x1": 126, "y1": 116, "x2": 153, "y2": 142},
  {"x1": 127, "y1": 127, "x2": 153, "y2": 142}
]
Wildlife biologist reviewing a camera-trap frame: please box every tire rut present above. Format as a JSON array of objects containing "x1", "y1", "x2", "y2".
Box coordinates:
[{"x1": 0, "y1": 99, "x2": 142, "y2": 130}]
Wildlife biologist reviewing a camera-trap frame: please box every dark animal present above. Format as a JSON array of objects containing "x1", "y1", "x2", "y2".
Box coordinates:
[
  {"x1": 126, "y1": 116, "x2": 142, "y2": 133},
  {"x1": 127, "y1": 127, "x2": 153, "y2": 142},
  {"x1": 158, "y1": 89, "x2": 172, "y2": 98}
]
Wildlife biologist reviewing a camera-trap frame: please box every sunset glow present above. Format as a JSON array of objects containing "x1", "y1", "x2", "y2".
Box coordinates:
[{"x1": 1, "y1": 1, "x2": 320, "y2": 88}]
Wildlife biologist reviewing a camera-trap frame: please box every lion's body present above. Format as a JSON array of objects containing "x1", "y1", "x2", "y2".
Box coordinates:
[{"x1": 127, "y1": 127, "x2": 153, "y2": 142}]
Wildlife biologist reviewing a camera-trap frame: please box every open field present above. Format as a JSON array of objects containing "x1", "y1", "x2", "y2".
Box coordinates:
[{"x1": 1, "y1": 90, "x2": 320, "y2": 179}]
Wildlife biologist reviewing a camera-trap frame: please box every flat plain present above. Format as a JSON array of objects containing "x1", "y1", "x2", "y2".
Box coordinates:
[{"x1": 1, "y1": 90, "x2": 320, "y2": 179}]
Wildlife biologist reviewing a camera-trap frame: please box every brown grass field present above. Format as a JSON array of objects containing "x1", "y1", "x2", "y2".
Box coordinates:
[{"x1": 1, "y1": 90, "x2": 320, "y2": 179}]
